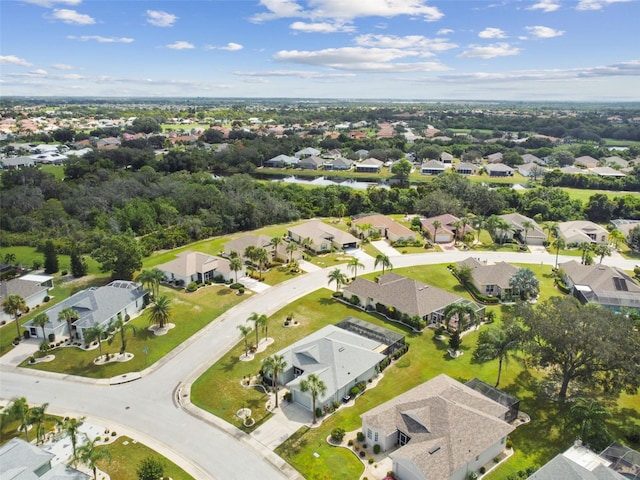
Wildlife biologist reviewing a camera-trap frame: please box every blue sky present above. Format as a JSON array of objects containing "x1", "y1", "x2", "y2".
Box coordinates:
[{"x1": 1, "y1": 0, "x2": 639, "y2": 101}]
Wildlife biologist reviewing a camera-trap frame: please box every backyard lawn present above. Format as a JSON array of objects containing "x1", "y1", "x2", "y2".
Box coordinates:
[{"x1": 21, "y1": 284, "x2": 248, "y2": 378}]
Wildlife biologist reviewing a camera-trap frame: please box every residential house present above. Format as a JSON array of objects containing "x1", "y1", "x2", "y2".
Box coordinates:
[
  {"x1": 439, "y1": 152, "x2": 453, "y2": 166},
  {"x1": 518, "y1": 162, "x2": 548, "y2": 178},
  {"x1": 559, "y1": 166, "x2": 593, "y2": 175},
  {"x1": 23, "y1": 280, "x2": 146, "y2": 342},
  {"x1": 156, "y1": 251, "x2": 241, "y2": 285},
  {"x1": 420, "y1": 159, "x2": 446, "y2": 175},
  {"x1": 323, "y1": 157, "x2": 354, "y2": 171},
  {"x1": 589, "y1": 166, "x2": 626, "y2": 178},
  {"x1": 263, "y1": 154, "x2": 298, "y2": 168},
  {"x1": 527, "y1": 443, "x2": 631, "y2": 480},
  {"x1": 604, "y1": 156, "x2": 629, "y2": 169},
  {"x1": 360, "y1": 373, "x2": 515, "y2": 480},
  {"x1": 456, "y1": 257, "x2": 519, "y2": 299},
  {"x1": 355, "y1": 149, "x2": 369, "y2": 159},
  {"x1": 351, "y1": 214, "x2": 417, "y2": 243},
  {"x1": 96, "y1": 137, "x2": 120, "y2": 150},
  {"x1": 356, "y1": 157, "x2": 384, "y2": 173},
  {"x1": 499, "y1": 213, "x2": 546, "y2": 245},
  {"x1": 557, "y1": 221, "x2": 609, "y2": 245},
  {"x1": 0, "y1": 156, "x2": 35, "y2": 169},
  {"x1": 0, "y1": 438, "x2": 90, "y2": 480},
  {"x1": 343, "y1": 273, "x2": 484, "y2": 327},
  {"x1": 0, "y1": 274, "x2": 53, "y2": 323},
  {"x1": 465, "y1": 378, "x2": 520, "y2": 423},
  {"x1": 455, "y1": 162, "x2": 478, "y2": 175},
  {"x1": 522, "y1": 153, "x2": 542, "y2": 164},
  {"x1": 298, "y1": 155, "x2": 325, "y2": 170},
  {"x1": 610, "y1": 219, "x2": 640, "y2": 238},
  {"x1": 421, "y1": 214, "x2": 472, "y2": 244},
  {"x1": 558, "y1": 260, "x2": 640, "y2": 313},
  {"x1": 294, "y1": 147, "x2": 321, "y2": 158},
  {"x1": 485, "y1": 163, "x2": 514, "y2": 177},
  {"x1": 574, "y1": 155, "x2": 599, "y2": 169},
  {"x1": 224, "y1": 234, "x2": 272, "y2": 259},
  {"x1": 486, "y1": 152, "x2": 503, "y2": 163},
  {"x1": 288, "y1": 220, "x2": 359, "y2": 252},
  {"x1": 272, "y1": 323, "x2": 387, "y2": 411}
]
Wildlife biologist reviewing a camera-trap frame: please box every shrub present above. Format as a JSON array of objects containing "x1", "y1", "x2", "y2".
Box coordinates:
[
  {"x1": 494, "y1": 457, "x2": 500, "y2": 463},
  {"x1": 331, "y1": 427, "x2": 346, "y2": 442},
  {"x1": 333, "y1": 400, "x2": 340, "y2": 409},
  {"x1": 111, "y1": 431, "x2": 117, "y2": 436},
  {"x1": 230, "y1": 282, "x2": 244, "y2": 289},
  {"x1": 480, "y1": 466, "x2": 486, "y2": 474},
  {"x1": 625, "y1": 426, "x2": 640, "y2": 444},
  {"x1": 506, "y1": 440, "x2": 513, "y2": 449},
  {"x1": 61, "y1": 270, "x2": 68, "y2": 276},
  {"x1": 186, "y1": 281, "x2": 198, "y2": 292},
  {"x1": 368, "y1": 458, "x2": 374, "y2": 464},
  {"x1": 43, "y1": 296, "x2": 50, "y2": 302},
  {"x1": 125, "y1": 314, "x2": 131, "y2": 322},
  {"x1": 347, "y1": 439, "x2": 353, "y2": 446},
  {"x1": 373, "y1": 444, "x2": 381, "y2": 454},
  {"x1": 29, "y1": 356, "x2": 35, "y2": 363},
  {"x1": 238, "y1": 288, "x2": 245, "y2": 294},
  {"x1": 47, "y1": 333, "x2": 55, "y2": 342},
  {"x1": 23, "y1": 330, "x2": 30, "y2": 339},
  {"x1": 359, "y1": 450, "x2": 366, "y2": 458},
  {"x1": 284, "y1": 392, "x2": 292, "y2": 402},
  {"x1": 315, "y1": 407, "x2": 323, "y2": 419},
  {"x1": 357, "y1": 431, "x2": 365, "y2": 442},
  {"x1": 350, "y1": 386, "x2": 360, "y2": 397}
]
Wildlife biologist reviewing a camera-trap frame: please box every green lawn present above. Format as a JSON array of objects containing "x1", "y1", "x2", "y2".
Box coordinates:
[
  {"x1": 97, "y1": 436, "x2": 194, "y2": 480},
  {"x1": 561, "y1": 187, "x2": 639, "y2": 204},
  {"x1": 22, "y1": 284, "x2": 248, "y2": 377},
  {"x1": 0, "y1": 246, "x2": 102, "y2": 274},
  {"x1": 39, "y1": 164, "x2": 66, "y2": 180}
]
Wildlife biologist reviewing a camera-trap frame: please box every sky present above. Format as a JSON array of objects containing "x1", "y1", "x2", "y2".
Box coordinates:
[{"x1": 1, "y1": 0, "x2": 639, "y2": 101}]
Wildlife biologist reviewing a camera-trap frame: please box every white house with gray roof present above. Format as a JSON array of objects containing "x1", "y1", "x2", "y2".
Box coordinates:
[
  {"x1": 361, "y1": 374, "x2": 515, "y2": 480},
  {"x1": 271, "y1": 324, "x2": 386, "y2": 411},
  {"x1": 156, "y1": 250, "x2": 240, "y2": 285},
  {"x1": 24, "y1": 280, "x2": 146, "y2": 342},
  {"x1": 0, "y1": 438, "x2": 89, "y2": 480},
  {"x1": 0, "y1": 274, "x2": 53, "y2": 323}
]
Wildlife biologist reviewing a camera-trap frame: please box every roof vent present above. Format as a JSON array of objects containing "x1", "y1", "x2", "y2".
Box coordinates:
[{"x1": 429, "y1": 446, "x2": 441, "y2": 455}]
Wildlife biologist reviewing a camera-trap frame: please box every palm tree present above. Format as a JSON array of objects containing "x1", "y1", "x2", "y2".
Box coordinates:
[
  {"x1": 553, "y1": 237, "x2": 566, "y2": 268},
  {"x1": 327, "y1": 268, "x2": 347, "y2": 292},
  {"x1": 494, "y1": 218, "x2": 512, "y2": 245},
  {"x1": 29, "y1": 402, "x2": 56, "y2": 445},
  {"x1": 4, "y1": 252, "x2": 17, "y2": 265},
  {"x1": 58, "y1": 307, "x2": 79, "y2": 340},
  {"x1": 578, "y1": 241, "x2": 592, "y2": 264},
  {"x1": 570, "y1": 398, "x2": 611, "y2": 445},
  {"x1": 262, "y1": 354, "x2": 287, "y2": 408},
  {"x1": 62, "y1": 417, "x2": 84, "y2": 465},
  {"x1": 300, "y1": 373, "x2": 327, "y2": 423},
  {"x1": 32, "y1": 312, "x2": 49, "y2": 340},
  {"x1": 3, "y1": 294, "x2": 27, "y2": 339},
  {"x1": 508, "y1": 268, "x2": 540, "y2": 301},
  {"x1": 237, "y1": 324, "x2": 252, "y2": 357},
  {"x1": 83, "y1": 324, "x2": 106, "y2": 358},
  {"x1": 6, "y1": 397, "x2": 31, "y2": 441},
  {"x1": 301, "y1": 236, "x2": 313, "y2": 251},
  {"x1": 521, "y1": 220, "x2": 534, "y2": 245},
  {"x1": 112, "y1": 314, "x2": 136, "y2": 354},
  {"x1": 229, "y1": 257, "x2": 243, "y2": 283},
  {"x1": 77, "y1": 435, "x2": 111, "y2": 479},
  {"x1": 286, "y1": 242, "x2": 298, "y2": 264},
  {"x1": 473, "y1": 327, "x2": 520, "y2": 387},
  {"x1": 248, "y1": 312, "x2": 266, "y2": 348},
  {"x1": 136, "y1": 268, "x2": 164, "y2": 300},
  {"x1": 149, "y1": 295, "x2": 172, "y2": 330},
  {"x1": 347, "y1": 257, "x2": 364, "y2": 279},
  {"x1": 460, "y1": 216, "x2": 472, "y2": 240},
  {"x1": 451, "y1": 219, "x2": 463, "y2": 243},
  {"x1": 254, "y1": 247, "x2": 269, "y2": 281},
  {"x1": 270, "y1": 236, "x2": 283, "y2": 262},
  {"x1": 610, "y1": 229, "x2": 625, "y2": 250},
  {"x1": 593, "y1": 244, "x2": 611, "y2": 264},
  {"x1": 374, "y1": 254, "x2": 393, "y2": 275},
  {"x1": 431, "y1": 219, "x2": 442, "y2": 243},
  {"x1": 472, "y1": 216, "x2": 486, "y2": 243},
  {"x1": 443, "y1": 302, "x2": 476, "y2": 331},
  {"x1": 543, "y1": 221, "x2": 559, "y2": 245}
]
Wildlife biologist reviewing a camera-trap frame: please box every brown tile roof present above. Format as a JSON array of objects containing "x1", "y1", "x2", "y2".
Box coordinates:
[
  {"x1": 457, "y1": 257, "x2": 518, "y2": 289},
  {"x1": 352, "y1": 214, "x2": 415, "y2": 239}
]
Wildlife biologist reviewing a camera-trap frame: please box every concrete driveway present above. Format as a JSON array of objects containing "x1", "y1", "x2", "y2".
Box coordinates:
[
  {"x1": 251, "y1": 400, "x2": 311, "y2": 450},
  {"x1": 371, "y1": 240, "x2": 400, "y2": 257}
]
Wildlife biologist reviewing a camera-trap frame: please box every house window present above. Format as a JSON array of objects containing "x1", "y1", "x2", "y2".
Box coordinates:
[
  {"x1": 486, "y1": 285, "x2": 494, "y2": 294},
  {"x1": 367, "y1": 429, "x2": 372, "y2": 439},
  {"x1": 397, "y1": 431, "x2": 411, "y2": 446},
  {"x1": 293, "y1": 367, "x2": 304, "y2": 377},
  {"x1": 374, "y1": 432, "x2": 379, "y2": 442},
  {"x1": 476, "y1": 455, "x2": 479, "y2": 461}
]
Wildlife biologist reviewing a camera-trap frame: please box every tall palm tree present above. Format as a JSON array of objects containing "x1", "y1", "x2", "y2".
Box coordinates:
[
  {"x1": 262, "y1": 354, "x2": 287, "y2": 408},
  {"x1": 29, "y1": 402, "x2": 56, "y2": 445},
  {"x1": 58, "y1": 307, "x2": 79, "y2": 340},
  {"x1": 286, "y1": 242, "x2": 298, "y2": 264},
  {"x1": 149, "y1": 295, "x2": 172, "y2": 330},
  {"x1": 552, "y1": 237, "x2": 566, "y2": 269},
  {"x1": 610, "y1": 229, "x2": 625, "y2": 250},
  {"x1": 472, "y1": 216, "x2": 486, "y2": 243},
  {"x1": 508, "y1": 268, "x2": 540, "y2": 301},
  {"x1": 3, "y1": 294, "x2": 27, "y2": 339},
  {"x1": 112, "y1": 314, "x2": 136, "y2": 354},
  {"x1": 62, "y1": 417, "x2": 84, "y2": 465},
  {"x1": 451, "y1": 219, "x2": 463, "y2": 243},
  {"x1": 237, "y1": 324, "x2": 252, "y2": 357},
  {"x1": 543, "y1": 221, "x2": 559, "y2": 245},
  {"x1": 432, "y1": 219, "x2": 442, "y2": 243},
  {"x1": 136, "y1": 268, "x2": 164, "y2": 300},
  {"x1": 4, "y1": 252, "x2": 17, "y2": 265},
  {"x1": 521, "y1": 220, "x2": 534, "y2": 245},
  {"x1": 270, "y1": 236, "x2": 283, "y2": 262},
  {"x1": 593, "y1": 244, "x2": 611, "y2": 264},
  {"x1": 77, "y1": 435, "x2": 111, "y2": 479},
  {"x1": 6, "y1": 397, "x2": 31, "y2": 442},
  {"x1": 578, "y1": 241, "x2": 592, "y2": 264},
  {"x1": 248, "y1": 312, "x2": 266, "y2": 348},
  {"x1": 570, "y1": 398, "x2": 611, "y2": 445},
  {"x1": 229, "y1": 257, "x2": 243, "y2": 283},
  {"x1": 443, "y1": 302, "x2": 476, "y2": 331},
  {"x1": 301, "y1": 236, "x2": 313, "y2": 251},
  {"x1": 347, "y1": 257, "x2": 364, "y2": 279},
  {"x1": 254, "y1": 247, "x2": 269, "y2": 281},
  {"x1": 473, "y1": 327, "x2": 520, "y2": 387},
  {"x1": 374, "y1": 254, "x2": 393, "y2": 275},
  {"x1": 460, "y1": 216, "x2": 472, "y2": 240},
  {"x1": 32, "y1": 312, "x2": 49, "y2": 340},
  {"x1": 327, "y1": 268, "x2": 347, "y2": 292},
  {"x1": 83, "y1": 324, "x2": 106, "y2": 358},
  {"x1": 300, "y1": 373, "x2": 327, "y2": 424},
  {"x1": 494, "y1": 218, "x2": 512, "y2": 245}
]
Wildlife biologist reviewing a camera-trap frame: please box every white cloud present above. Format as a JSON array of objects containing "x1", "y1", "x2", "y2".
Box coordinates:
[
  {"x1": 437, "y1": 28, "x2": 454, "y2": 35},
  {"x1": 528, "y1": 0, "x2": 561, "y2": 12},
  {"x1": 205, "y1": 42, "x2": 244, "y2": 51},
  {"x1": 354, "y1": 34, "x2": 457, "y2": 53},
  {"x1": 458, "y1": 43, "x2": 520, "y2": 59},
  {"x1": 252, "y1": 0, "x2": 443, "y2": 22},
  {"x1": 0, "y1": 55, "x2": 33, "y2": 67},
  {"x1": 61, "y1": 73, "x2": 85, "y2": 79},
  {"x1": 67, "y1": 35, "x2": 134, "y2": 43},
  {"x1": 50, "y1": 8, "x2": 95, "y2": 25},
  {"x1": 576, "y1": 0, "x2": 629, "y2": 10},
  {"x1": 478, "y1": 27, "x2": 506, "y2": 39},
  {"x1": 22, "y1": 0, "x2": 81, "y2": 6},
  {"x1": 146, "y1": 10, "x2": 178, "y2": 27},
  {"x1": 29, "y1": 69, "x2": 48, "y2": 76},
  {"x1": 50, "y1": 63, "x2": 75, "y2": 70},
  {"x1": 525, "y1": 26, "x2": 564, "y2": 38},
  {"x1": 234, "y1": 70, "x2": 355, "y2": 79},
  {"x1": 166, "y1": 41, "x2": 195, "y2": 50},
  {"x1": 274, "y1": 47, "x2": 450, "y2": 72},
  {"x1": 290, "y1": 21, "x2": 355, "y2": 33}
]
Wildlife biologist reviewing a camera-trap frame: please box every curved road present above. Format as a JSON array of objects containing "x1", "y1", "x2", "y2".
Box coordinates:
[{"x1": 1, "y1": 249, "x2": 636, "y2": 479}]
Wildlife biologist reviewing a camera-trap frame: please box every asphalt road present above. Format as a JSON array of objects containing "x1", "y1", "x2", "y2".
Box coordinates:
[{"x1": 1, "y1": 249, "x2": 636, "y2": 479}]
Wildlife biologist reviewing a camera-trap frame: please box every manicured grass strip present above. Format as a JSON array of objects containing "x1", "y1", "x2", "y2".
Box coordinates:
[
  {"x1": 22, "y1": 285, "x2": 247, "y2": 378},
  {"x1": 97, "y1": 436, "x2": 194, "y2": 480}
]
